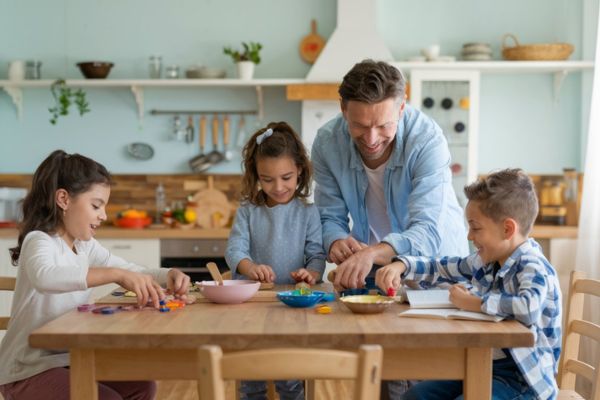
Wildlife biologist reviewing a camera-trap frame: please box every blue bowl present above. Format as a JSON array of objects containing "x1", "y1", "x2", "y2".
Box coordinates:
[{"x1": 277, "y1": 290, "x2": 325, "y2": 308}]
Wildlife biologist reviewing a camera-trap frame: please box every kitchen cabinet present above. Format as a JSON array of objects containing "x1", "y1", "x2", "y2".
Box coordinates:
[{"x1": 91, "y1": 238, "x2": 160, "y2": 300}]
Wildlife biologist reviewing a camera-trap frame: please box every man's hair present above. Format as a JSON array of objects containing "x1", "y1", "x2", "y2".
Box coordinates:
[
  {"x1": 338, "y1": 59, "x2": 406, "y2": 105},
  {"x1": 464, "y1": 168, "x2": 539, "y2": 235}
]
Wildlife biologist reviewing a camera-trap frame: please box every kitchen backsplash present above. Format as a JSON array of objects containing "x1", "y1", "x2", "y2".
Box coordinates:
[{"x1": 0, "y1": 174, "x2": 243, "y2": 222}]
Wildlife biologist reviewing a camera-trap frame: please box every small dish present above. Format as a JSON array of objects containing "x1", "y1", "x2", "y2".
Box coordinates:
[
  {"x1": 114, "y1": 216, "x2": 152, "y2": 229},
  {"x1": 277, "y1": 290, "x2": 325, "y2": 308},
  {"x1": 127, "y1": 142, "x2": 154, "y2": 160},
  {"x1": 339, "y1": 295, "x2": 395, "y2": 314}
]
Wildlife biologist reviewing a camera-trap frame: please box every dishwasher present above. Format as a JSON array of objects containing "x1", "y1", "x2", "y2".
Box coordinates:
[{"x1": 160, "y1": 239, "x2": 230, "y2": 283}]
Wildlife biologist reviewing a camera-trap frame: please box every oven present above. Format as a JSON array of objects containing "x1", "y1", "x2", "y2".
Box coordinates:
[{"x1": 160, "y1": 239, "x2": 230, "y2": 283}]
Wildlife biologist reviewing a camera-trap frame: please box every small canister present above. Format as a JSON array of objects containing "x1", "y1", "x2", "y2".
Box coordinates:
[{"x1": 25, "y1": 60, "x2": 42, "y2": 79}]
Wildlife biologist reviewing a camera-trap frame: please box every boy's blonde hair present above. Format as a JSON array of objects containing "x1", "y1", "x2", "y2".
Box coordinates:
[{"x1": 464, "y1": 168, "x2": 538, "y2": 235}]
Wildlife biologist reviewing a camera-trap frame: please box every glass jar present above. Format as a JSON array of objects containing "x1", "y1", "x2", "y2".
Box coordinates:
[
  {"x1": 148, "y1": 55, "x2": 162, "y2": 79},
  {"x1": 25, "y1": 60, "x2": 42, "y2": 79},
  {"x1": 563, "y1": 168, "x2": 578, "y2": 202},
  {"x1": 165, "y1": 65, "x2": 180, "y2": 79}
]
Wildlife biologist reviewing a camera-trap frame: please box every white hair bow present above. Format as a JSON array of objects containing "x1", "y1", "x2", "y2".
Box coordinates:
[{"x1": 256, "y1": 128, "x2": 273, "y2": 145}]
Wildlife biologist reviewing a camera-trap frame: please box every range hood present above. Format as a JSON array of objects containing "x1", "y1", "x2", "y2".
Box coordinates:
[{"x1": 306, "y1": 0, "x2": 393, "y2": 82}]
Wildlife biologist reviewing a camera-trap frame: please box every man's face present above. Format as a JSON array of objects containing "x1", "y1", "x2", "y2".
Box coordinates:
[{"x1": 341, "y1": 97, "x2": 404, "y2": 168}]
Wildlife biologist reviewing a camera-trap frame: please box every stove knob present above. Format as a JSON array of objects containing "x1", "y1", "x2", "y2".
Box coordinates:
[
  {"x1": 422, "y1": 97, "x2": 434, "y2": 109},
  {"x1": 454, "y1": 122, "x2": 465, "y2": 133},
  {"x1": 441, "y1": 98, "x2": 453, "y2": 110}
]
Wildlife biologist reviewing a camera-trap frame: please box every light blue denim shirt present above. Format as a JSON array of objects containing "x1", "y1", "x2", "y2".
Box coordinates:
[{"x1": 312, "y1": 104, "x2": 468, "y2": 257}]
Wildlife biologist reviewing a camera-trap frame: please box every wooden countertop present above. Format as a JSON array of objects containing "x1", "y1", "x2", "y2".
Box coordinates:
[
  {"x1": 0, "y1": 227, "x2": 230, "y2": 240},
  {"x1": 0, "y1": 224, "x2": 578, "y2": 240}
]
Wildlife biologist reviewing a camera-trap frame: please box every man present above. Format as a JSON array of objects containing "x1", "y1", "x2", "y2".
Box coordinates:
[{"x1": 312, "y1": 59, "x2": 469, "y2": 290}]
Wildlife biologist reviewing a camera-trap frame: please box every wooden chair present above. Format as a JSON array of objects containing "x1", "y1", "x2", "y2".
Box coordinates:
[
  {"x1": 196, "y1": 344, "x2": 383, "y2": 400},
  {"x1": 0, "y1": 276, "x2": 16, "y2": 330},
  {"x1": 558, "y1": 271, "x2": 600, "y2": 400}
]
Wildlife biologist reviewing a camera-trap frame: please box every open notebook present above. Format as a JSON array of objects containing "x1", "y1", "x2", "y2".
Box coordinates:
[{"x1": 401, "y1": 289, "x2": 504, "y2": 322}]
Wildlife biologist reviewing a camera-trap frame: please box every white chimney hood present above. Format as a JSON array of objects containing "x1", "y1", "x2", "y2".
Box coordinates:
[{"x1": 306, "y1": 0, "x2": 393, "y2": 82}]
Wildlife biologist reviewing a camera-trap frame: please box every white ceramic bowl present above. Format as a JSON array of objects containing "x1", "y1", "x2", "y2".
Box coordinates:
[{"x1": 197, "y1": 280, "x2": 260, "y2": 304}]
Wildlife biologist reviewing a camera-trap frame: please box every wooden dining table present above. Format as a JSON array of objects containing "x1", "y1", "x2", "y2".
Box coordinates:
[{"x1": 29, "y1": 286, "x2": 534, "y2": 400}]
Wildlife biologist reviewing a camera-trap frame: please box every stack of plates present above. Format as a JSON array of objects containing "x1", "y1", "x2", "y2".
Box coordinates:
[{"x1": 461, "y1": 43, "x2": 493, "y2": 61}]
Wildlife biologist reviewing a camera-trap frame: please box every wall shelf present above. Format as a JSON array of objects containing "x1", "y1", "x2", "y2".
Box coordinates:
[
  {"x1": 1, "y1": 61, "x2": 594, "y2": 121},
  {"x1": 0, "y1": 78, "x2": 305, "y2": 123}
]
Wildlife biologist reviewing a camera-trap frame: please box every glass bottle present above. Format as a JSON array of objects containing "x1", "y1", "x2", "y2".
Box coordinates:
[
  {"x1": 149, "y1": 55, "x2": 162, "y2": 79},
  {"x1": 563, "y1": 168, "x2": 579, "y2": 226},
  {"x1": 155, "y1": 183, "x2": 166, "y2": 223}
]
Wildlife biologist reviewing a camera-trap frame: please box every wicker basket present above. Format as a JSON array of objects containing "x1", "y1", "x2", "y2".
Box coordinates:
[{"x1": 502, "y1": 34, "x2": 574, "y2": 61}]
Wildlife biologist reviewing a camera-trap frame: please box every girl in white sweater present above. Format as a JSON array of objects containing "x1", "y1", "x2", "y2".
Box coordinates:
[{"x1": 0, "y1": 150, "x2": 189, "y2": 400}]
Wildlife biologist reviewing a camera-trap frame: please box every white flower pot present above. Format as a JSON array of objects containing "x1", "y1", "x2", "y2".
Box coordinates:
[{"x1": 236, "y1": 61, "x2": 255, "y2": 80}]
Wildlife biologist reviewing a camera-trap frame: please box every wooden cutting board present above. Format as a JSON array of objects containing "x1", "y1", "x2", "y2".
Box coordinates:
[
  {"x1": 96, "y1": 289, "x2": 278, "y2": 304},
  {"x1": 299, "y1": 19, "x2": 325, "y2": 64},
  {"x1": 190, "y1": 176, "x2": 232, "y2": 228}
]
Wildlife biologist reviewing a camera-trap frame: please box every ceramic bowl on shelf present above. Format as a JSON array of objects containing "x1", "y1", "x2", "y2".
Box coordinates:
[
  {"x1": 339, "y1": 295, "x2": 395, "y2": 314},
  {"x1": 76, "y1": 61, "x2": 114, "y2": 79},
  {"x1": 197, "y1": 280, "x2": 260, "y2": 304}
]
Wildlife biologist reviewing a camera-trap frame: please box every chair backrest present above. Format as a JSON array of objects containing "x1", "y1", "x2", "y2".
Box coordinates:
[
  {"x1": 0, "y1": 276, "x2": 16, "y2": 330},
  {"x1": 196, "y1": 344, "x2": 383, "y2": 400},
  {"x1": 558, "y1": 270, "x2": 600, "y2": 400}
]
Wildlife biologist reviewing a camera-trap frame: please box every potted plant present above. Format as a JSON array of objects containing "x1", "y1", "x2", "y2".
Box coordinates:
[
  {"x1": 48, "y1": 79, "x2": 90, "y2": 125},
  {"x1": 223, "y1": 41, "x2": 263, "y2": 80}
]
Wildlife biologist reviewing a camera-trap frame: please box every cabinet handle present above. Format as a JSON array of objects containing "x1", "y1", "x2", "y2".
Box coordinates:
[{"x1": 112, "y1": 245, "x2": 132, "y2": 250}]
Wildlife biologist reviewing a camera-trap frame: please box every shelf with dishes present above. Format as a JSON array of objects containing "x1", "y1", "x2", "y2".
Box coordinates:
[{"x1": 0, "y1": 78, "x2": 305, "y2": 123}]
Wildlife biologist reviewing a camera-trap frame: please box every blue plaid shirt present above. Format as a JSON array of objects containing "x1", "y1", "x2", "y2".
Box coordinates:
[{"x1": 396, "y1": 238, "x2": 562, "y2": 400}]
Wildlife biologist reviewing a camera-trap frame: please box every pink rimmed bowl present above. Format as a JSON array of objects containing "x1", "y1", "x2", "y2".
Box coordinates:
[{"x1": 196, "y1": 280, "x2": 260, "y2": 304}]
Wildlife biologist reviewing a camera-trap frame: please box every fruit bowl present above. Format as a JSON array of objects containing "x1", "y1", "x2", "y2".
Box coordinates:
[
  {"x1": 339, "y1": 295, "x2": 395, "y2": 314},
  {"x1": 76, "y1": 61, "x2": 114, "y2": 79},
  {"x1": 197, "y1": 280, "x2": 260, "y2": 304},
  {"x1": 114, "y1": 216, "x2": 152, "y2": 229}
]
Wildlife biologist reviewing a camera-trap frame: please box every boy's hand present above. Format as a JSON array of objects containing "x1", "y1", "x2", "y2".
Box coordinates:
[
  {"x1": 248, "y1": 263, "x2": 276, "y2": 283},
  {"x1": 116, "y1": 270, "x2": 165, "y2": 308},
  {"x1": 375, "y1": 261, "x2": 406, "y2": 294},
  {"x1": 166, "y1": 268, "x2": 191, "y2": 300},
  {"x1": 449, "y1": 284, "x2": 482, "y2": 312},
  {"x1": 290, "y1": 268, "x2": 319, "y2": 285}
]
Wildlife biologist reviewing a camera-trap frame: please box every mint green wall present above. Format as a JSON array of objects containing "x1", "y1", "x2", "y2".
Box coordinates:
[{"x1": 0, "y1": 0, "x2": 593, "y2": 175}]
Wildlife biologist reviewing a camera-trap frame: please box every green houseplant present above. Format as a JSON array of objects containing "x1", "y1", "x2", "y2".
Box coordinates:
[
  {"x1": 223, "y1": 42, "x2": 263, "y2": 79},
  {"x1": 49, "y1": 79, "x2": 90, "y2": 125}
]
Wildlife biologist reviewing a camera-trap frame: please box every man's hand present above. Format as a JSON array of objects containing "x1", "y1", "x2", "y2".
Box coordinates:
[
  {"x1": 375, "y1": 261, "x2": 406, "y2": 294},
  {"x1": 290, "y1": 268, "x2": 319, "y2": 285},
  {"x1": 449, "y1": 284, "x2": 482, "y2": 312},
  {"x1": 328, "y1": 237, "x2": 367, "y2": 264},
  {"x1": 332, "y1": 247, "x2": 377, "y2": 290}
]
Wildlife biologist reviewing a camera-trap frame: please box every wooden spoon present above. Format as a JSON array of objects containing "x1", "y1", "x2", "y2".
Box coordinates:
[{"x1": 207, "y1": 262, "x2": 224, "y2": 286}]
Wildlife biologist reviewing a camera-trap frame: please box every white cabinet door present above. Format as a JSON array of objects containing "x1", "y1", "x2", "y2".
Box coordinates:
[
  {"x1": 92, "y1": 239, "x2": 161, "y2": 301},
  {"x1": 0, "y1": 238, "x2": 17, "y2": 342}
]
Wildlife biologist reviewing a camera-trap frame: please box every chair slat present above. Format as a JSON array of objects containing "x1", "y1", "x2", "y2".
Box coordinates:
[
  {"x1": 565, "y1": 359, "x2": 595, "y2": 383},
  {"x1": 571, "y1": 320, "x2": 600, "y2": 343}
]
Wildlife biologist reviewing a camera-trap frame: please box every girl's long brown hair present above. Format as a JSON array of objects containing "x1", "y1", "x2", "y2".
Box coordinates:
[
  {"x1": 9, "y1": 150, "x2": 112, "y2": 265},
  {"x1": 241, "y1": 122, "x2": 312, "y2": 206}
]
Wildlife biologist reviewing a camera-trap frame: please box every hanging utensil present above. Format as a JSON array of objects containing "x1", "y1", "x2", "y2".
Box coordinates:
[
  {"x1": 223, "y1": 115, "x2": 233, "y2": 161},
  {"x1": 236, "y1": 114, "x2": 247, "y2": 149},
  {"x1": 207, "y1": 261, "x2": 224, "y2": 286},
  {"x1": 185, "y1": 115, "x2": 195, "y2": 144},
  {"x1": 299, "y1": 19, "x2": 325, "y2": 64},
  {"x1": 206, "y1": 114, "x2": 225, "y2": 165},
  {"x1": 189, "y1": 115, "x2": 209, "y2": 172}
]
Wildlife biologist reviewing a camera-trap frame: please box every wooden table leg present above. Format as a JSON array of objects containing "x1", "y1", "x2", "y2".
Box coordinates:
[
  {"x1": 70, "y1": 349, "x2": 98, "y2": 400},
  {"x1": 463, "y1": 347, "x2": 492, "y2": 400}
]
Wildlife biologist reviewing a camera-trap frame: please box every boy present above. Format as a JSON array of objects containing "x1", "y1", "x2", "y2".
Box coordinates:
[{"x1": 376, "y1": 168, "x2": 562, "y2": 400}]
